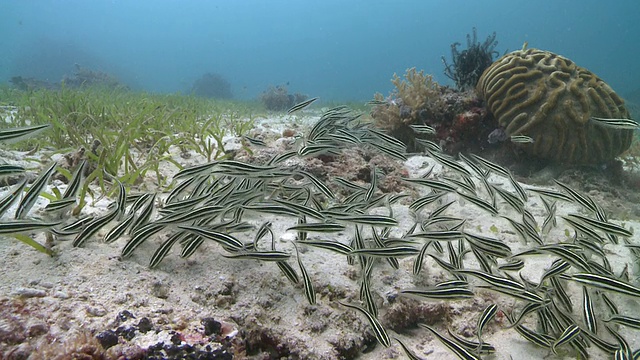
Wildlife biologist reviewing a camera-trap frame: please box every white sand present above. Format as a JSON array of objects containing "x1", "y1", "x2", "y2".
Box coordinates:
[{"x1": 0, "y1": 112, "x2": 639, "y2": 359}]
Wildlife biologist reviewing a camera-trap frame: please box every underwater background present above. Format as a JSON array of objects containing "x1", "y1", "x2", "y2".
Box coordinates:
[
  {"x1": 4, "y1": 1, "x2": 640, "y2": 359},
  {"x1": 1, "y1": 0, "x2": 639, "y2": 102}
]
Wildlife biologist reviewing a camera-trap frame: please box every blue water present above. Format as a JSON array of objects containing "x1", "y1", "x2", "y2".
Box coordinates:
[{"x1": 1, "y1": 0, "x2": 639, "y2": 102}]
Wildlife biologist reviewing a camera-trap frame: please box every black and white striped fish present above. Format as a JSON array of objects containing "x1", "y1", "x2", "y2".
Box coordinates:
[
  {"x1": 340, "y1": 301, "x2": 390, "y2": 348},
  {"x1": 287, "y1": 97, "x2": 318, "y2": 114},
  {"x1": 15, "y1": 162, "x2": 57, "y2": 219},
  {"x1": 419, "y1": 324, "x2": 481, "y2": 360},
  {"x1": 590, "y1": 116, "x2": 640, "y2": 129},
  {"x1": 0, "y1": 124, "x2": 50, "y2": 143}
]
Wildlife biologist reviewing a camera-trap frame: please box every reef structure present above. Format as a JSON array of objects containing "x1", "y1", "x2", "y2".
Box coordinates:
[
  {"x1": 370, "y1": 68, "x2": 492, "y2": 154},
  {"x1": 476, "y1": 48, "x2": 633, "y2": 164}
]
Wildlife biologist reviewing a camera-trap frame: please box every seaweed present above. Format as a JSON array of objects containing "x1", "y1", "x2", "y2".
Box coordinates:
[
  {"x1": 442, "y1": 27, "x2": 499, "y2": 90},
  {"x1": 0, "y1": 87, "x2": 260, "y2": 215}
]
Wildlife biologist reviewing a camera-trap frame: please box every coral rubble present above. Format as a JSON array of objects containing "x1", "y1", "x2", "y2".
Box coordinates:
[
  {"x1": 63, "y1": 64, "x2": 125, "y2": 89},
  {"x1": 370, "y1": 68, "x2": 495, "y2": 154},
  {"x1": 11, "y1": 64, "x2": 125, "y2": 91},
  {"x1": 259, "y1": 85, "x2": 308, "y2": 111},
  {"x1": 9, "y1": 76, "x2": 59, "y2": 91},
  {"x1": 477, "y1": 48, "x2": 633, "y2": 164}
]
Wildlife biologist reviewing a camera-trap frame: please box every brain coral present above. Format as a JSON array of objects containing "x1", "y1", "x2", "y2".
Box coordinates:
[{"x1": 476, "y1": 48, "x2": 633, "y2": 164}]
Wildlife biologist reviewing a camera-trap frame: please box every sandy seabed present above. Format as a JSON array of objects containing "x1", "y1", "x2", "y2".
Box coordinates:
[{"x1": 1, "y1": 113, "x2": 639, "y2": 360}]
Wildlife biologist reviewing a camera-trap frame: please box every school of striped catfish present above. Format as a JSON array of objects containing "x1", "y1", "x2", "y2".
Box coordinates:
[{"x1": 1, "y1": 103, "x2": 640, "y2": 359}]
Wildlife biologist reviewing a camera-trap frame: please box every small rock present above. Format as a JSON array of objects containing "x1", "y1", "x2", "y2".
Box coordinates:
[
  {"x1": 151, "y1": 281, "x2": 170, "y2": 299},
  {"x1": 156, "y1": 316, "x2": 169, "y2": 326},
  {"x1": 58, "y1": 316, "x2": 72, "y2": 331},
  {"x1": 27, "y1": 322, "x2": 49, "y2": 337},
  {"x1": 12, "y1": 288, "x2": 46, "y2": 298},
  {"x1": 191, "y1": 294, "x2": 205, "y2": 305},
  {"x1": 137, "y1": 317, "x2": 153, "y2": 333},
  {"x1": 86, "y1": 305, "x2": 107, "y2": 317},
  {"x1": 201, "y1": 317, "x2": 221, "y2": 336},
  {"x1": 117, "y1": 310, "x2": 136, "y2": 322},
  {"x1": 114, "y1": 345, "x2": 146, "y2": 359},
  {"x1": 116, "y1": 325, "x2": 137, "y2": 341},
  {"x1": 170, "y1": 331, "x2": 182, "y2": 345},
  {"x1": 174, "y1": 317, "x2": 190, "y2": 332},
  {"x1": 133, "y1": 298, "x2": 148, "y2": 307},
  {"x1": 96, "y1": 330, "x2": 119, "y2": 349},
  {"x1": 218, "y1": 280, "x2": 234, "y2": 296},
  {"x1": 53, "y1": 291, "x2": 70, "y2": 299},
  {"x1": 114, "y1": 293, "x2": 131, "y2": 304},
  {"x1": 6, "y1": 343, "x2": 32, "y2": 360},
  {"x1": 39, "y1": 282, "x2": 54, "y2": 289},
  {"x1": 0, "y1": 318, "x2": 26, "y2": 345}
]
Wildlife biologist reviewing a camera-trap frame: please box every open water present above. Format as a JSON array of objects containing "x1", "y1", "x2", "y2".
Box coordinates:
[{"x1": 1, "y1": 0, "x2": 639, "y2": 102}]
